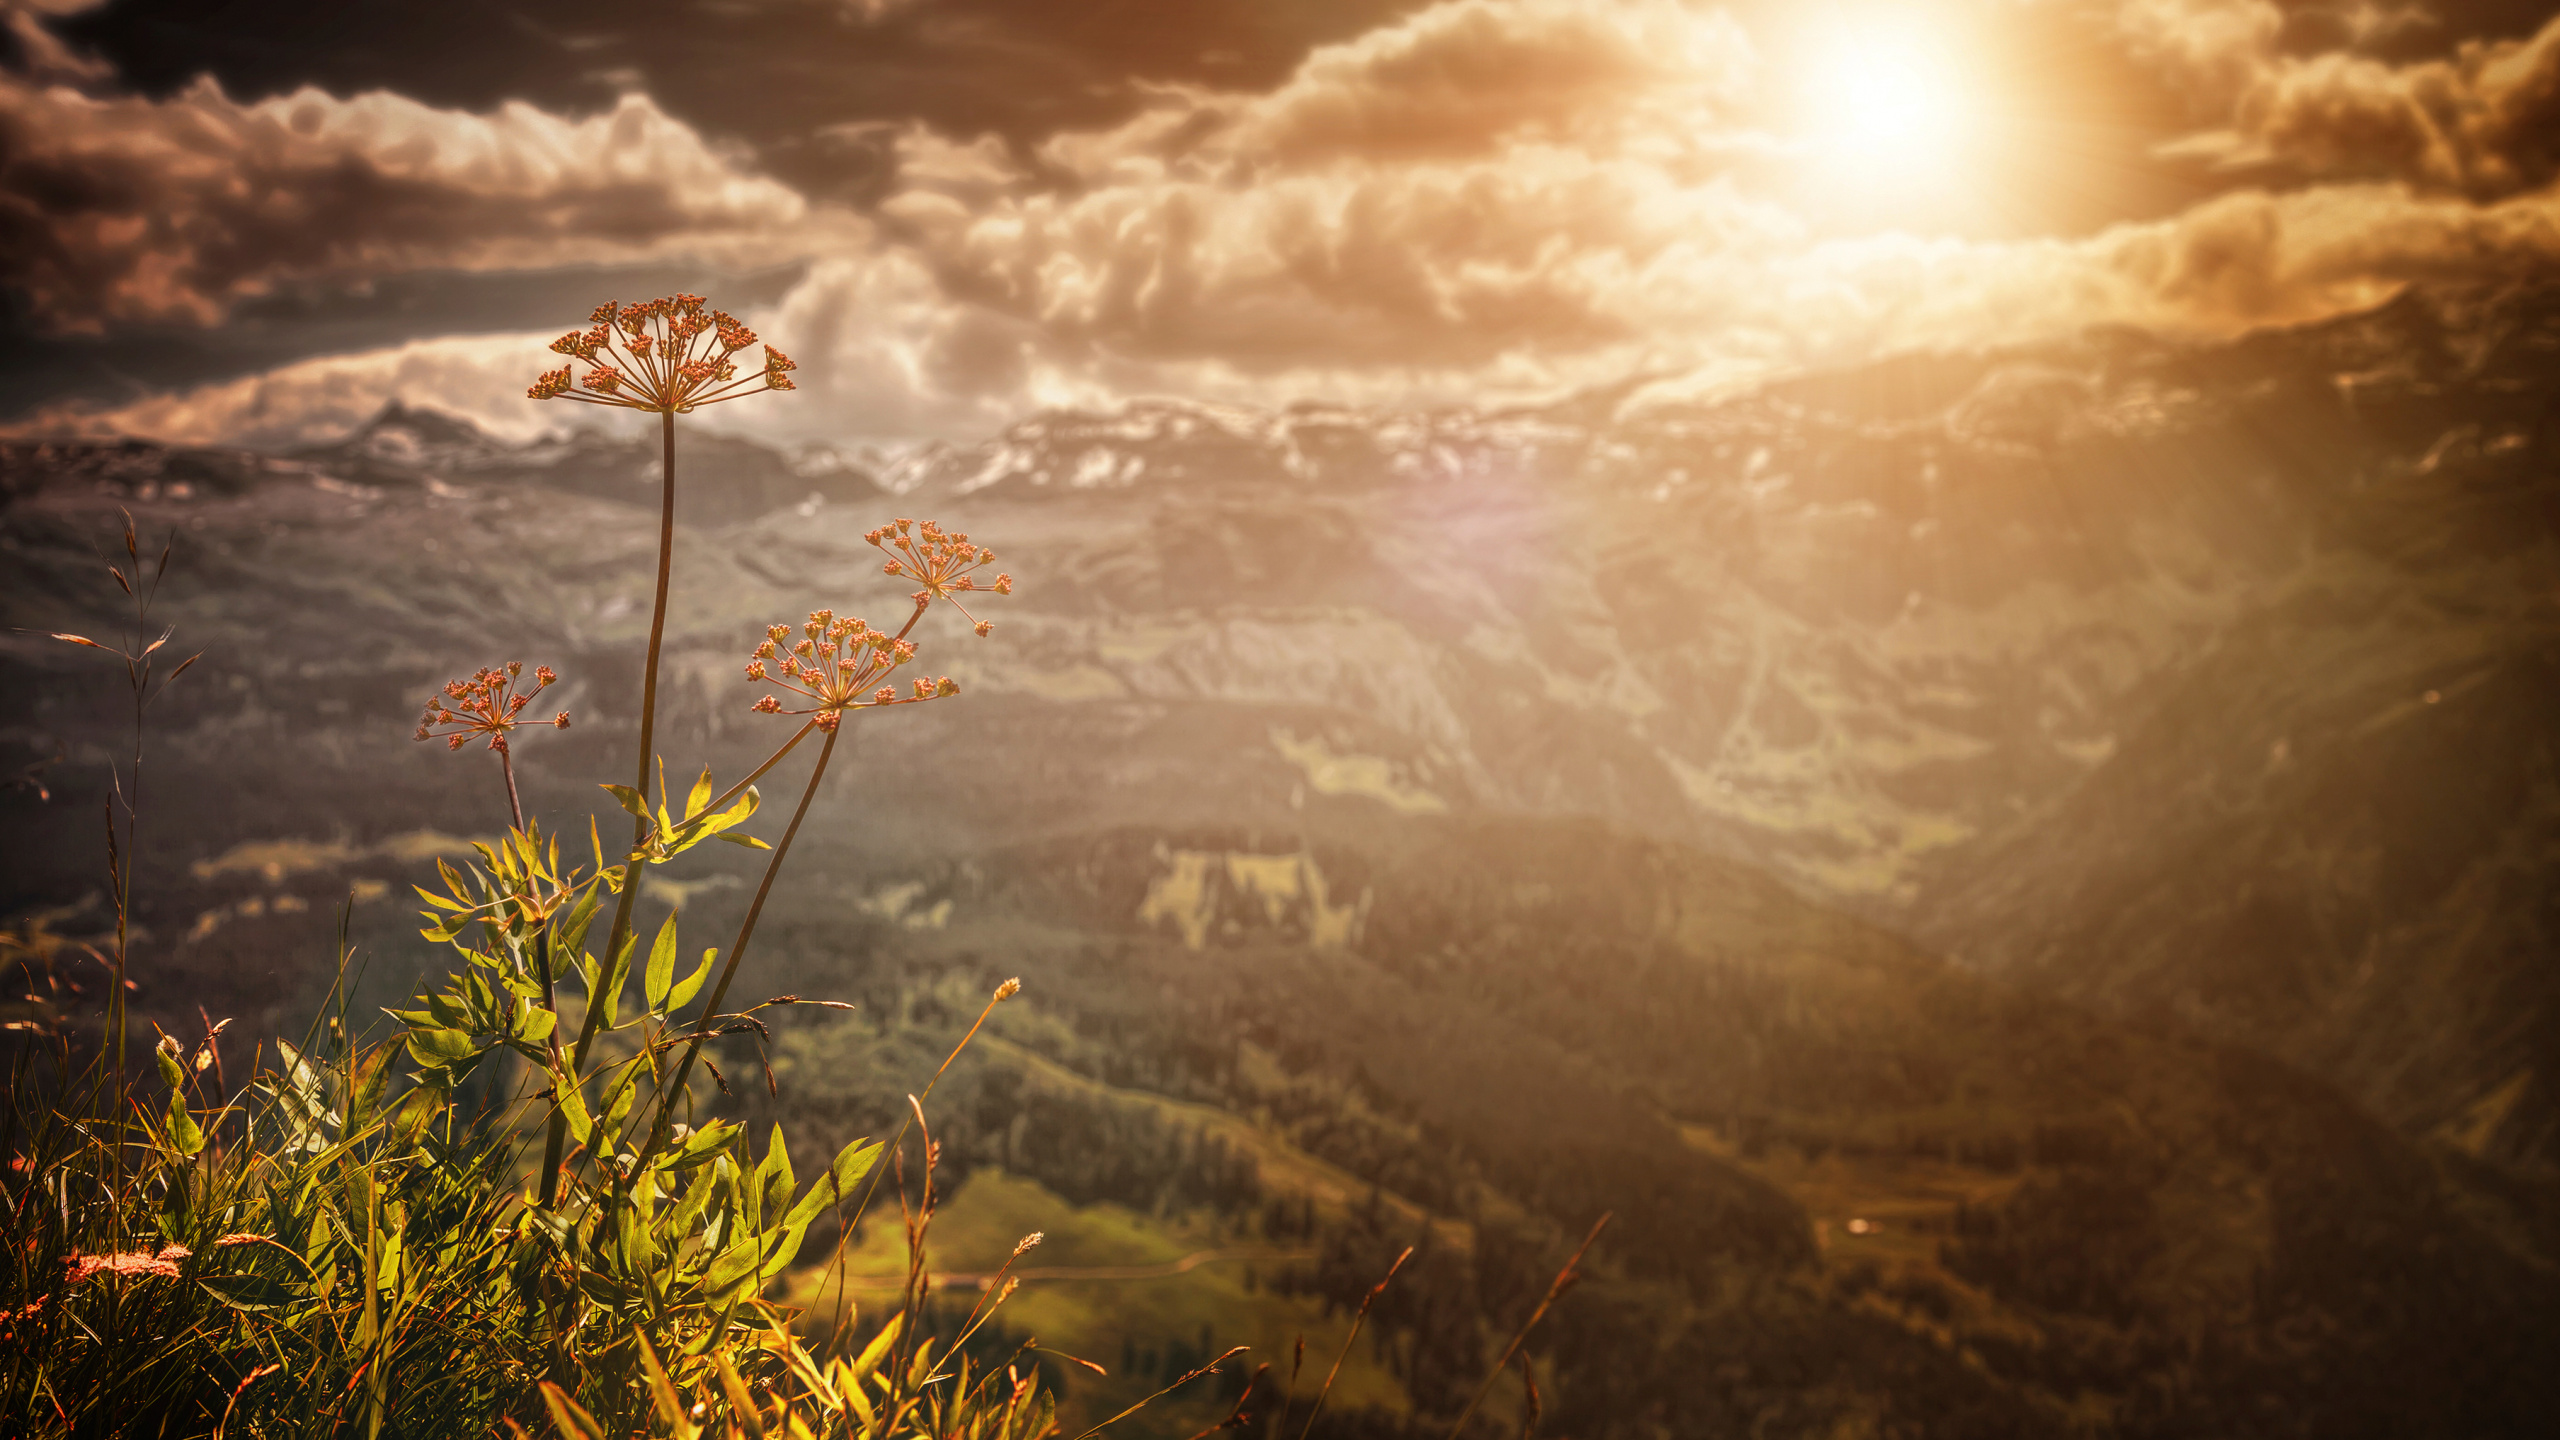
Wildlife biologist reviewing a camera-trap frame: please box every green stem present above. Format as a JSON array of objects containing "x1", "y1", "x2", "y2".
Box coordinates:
[
  {"x1": 638, "y1": 722, "x2": 839, "y2": 1166},
  {"x1": 539, "y1": 407, "x2": 679, "y2": 1206}
]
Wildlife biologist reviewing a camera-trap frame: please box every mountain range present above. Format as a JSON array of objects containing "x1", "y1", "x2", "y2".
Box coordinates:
[{"x1": 5, "y1": 277, "x2": 2558, "y2": 1436}]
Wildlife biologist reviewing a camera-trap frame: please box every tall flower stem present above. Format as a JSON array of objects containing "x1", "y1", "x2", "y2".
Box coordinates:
[
  {"x1": 498, "y1": 747, "x2": 526, "y2": 832},
  {"x1": 539, "y1": 410, "x2": 679, "y2": 1206},
  {"x1": 638, "y1": 722, "x2": 839, "y2": 1166}
]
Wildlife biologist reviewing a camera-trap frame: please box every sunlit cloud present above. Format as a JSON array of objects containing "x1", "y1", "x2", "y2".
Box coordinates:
[
  {"x1": 22, "y1": 330, "x2": 567, "y2": 448},
  {"x1": 0, "y1": 71, "x2": 817, "y2": 330},
  {"x1": 10, "y1": 0, "x2": 2558, "y2": 452}
]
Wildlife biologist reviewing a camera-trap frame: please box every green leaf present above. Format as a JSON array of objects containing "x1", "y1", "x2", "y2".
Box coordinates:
[
  {"x1": 198, "y1": 1272, "x2": 297, "y2": 1313},
  {"x1": 600, "y1": 1063, "x2": 638, "y2": 1137},
  {"x1": 392, "y1": 1075, "x2": 450, "y2": 1141},
  {"x1": 601, "y1": 783, "x2": 650, "y2": 821},
  {"x1": 553, "y1": 1065, "x2": 593, "y2": 1148},
  {"x1": 617, "y1": 1189, "x2": 660, "y2": 1270},
  {"x1": 685, "y1": 767, "x2": 714, "y2": 822},
  {"x1": 601, "y1": 929, "x2": 637, "y2": 1029},
  {"x1": 554, "y1": 881, "x2": 603, "y2": 959},
  {"x1": 404, "y1": 1027, "x2": 476, "y2": 1068},
  {"x1": 712, "y1": 833, "x2": 772, "y2": 850},
  {"x1": 513, "y1": 1005, "x2": 558, "y2": 1044},
  {"x1": 644, "y1": 911, "x2": 680, "y2": 1014},
  {"x1": 538, "y1": 1382, "x2": 607, "y2": 1440},
  {"x1": 346, "y1": 1039, "x2": 398, "y2": 1133},
  {"x1": 711, "y1": 785, "x2": 760, "y2": 829},
  {"x1": 850, "y1": 1312, "x2": 903, "y2": 1382},
  {"x1": 412, "y1": 885, "x2": 469, "y2": 913},
  {"x1": 700, "y1": 1234, "x2": 766, "y2": 1301},
  {"x1": 165, "y1": 1092, "x2": 205, "y2": 1156},
  {"x1": 155, "y1": 1045, "x2": 186, "y2": 1091},
  {"x1": 752, "y1": 1125, "x2": 794, "y2": 1230},
  {"x1": 671, "y1": 1153, "x2": 724, "y2": 1235},
  {"x1": 660, "y1": 783, "x2": 762, "y2": 859},
  {"x1": 667, "y1": 1118, "x2": 737, "y2": 1172},
  {"x1": 668, "y1": 947, "x2": 717, "y2": 1013},
  {"x1": 424, "y1": 990, "x2": 469, "y2": 1031},
  {"x1": 783, "y1": 1139, "x2": 882, "y2": 1237}
]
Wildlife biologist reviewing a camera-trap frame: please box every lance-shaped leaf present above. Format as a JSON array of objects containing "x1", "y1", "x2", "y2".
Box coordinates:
[
  {"x1": 550, "y1": 1058, "x2": 593, "y2": 1148},
  {"x1": 663, "y1": 1117, "x2": 739, "y2": 1174},
  {"x1": 600, "y1": 1061, "x2": 639, "y2": 1136},
  {"x1": 750, "y1": 1124, "x2": 794, "y2": 1230},
  {"x1": 783, "y1": 1138, "x2": 883, "y2": 1239},
  {"x1": 700, "y1": 1233, "x2": 768, "y2": 1302},
  {"x1": 413, "y1": 885, "x2": 471, "y2": 914},
  {"x1": 553, "y1": 879, "x2": 604, "y2": 959},
  {"x1": 668, "y1": 947, "x2": 717, "y2": 1013},
  {"x1": 600, "y1": 928, "x2": 638, "y2": 1029},
  {"x1": 644, "y1": 911, "x2": 680, "y2": 1014},
  {"x1": 670, "y1": 1149, "x2": 727, "y2": 1234},
  {"x1": 662, "y1": 784, "x2": 763, "y2": 860},
  {"x1": 346, "y1": 1038, "x2": 399, "y2": 1133}
]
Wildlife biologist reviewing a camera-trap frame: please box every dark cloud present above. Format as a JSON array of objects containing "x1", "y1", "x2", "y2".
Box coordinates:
[
  {"x1": 0, "y1": 75, "x2": 812, "y2": 330},
  {"x1": 0, "y1": 261, "x2": 804, "y2": 417},
  {"x1": 2227, "y1": 13, "x2": 2560, "y2": 196},
  {"x1": 50, "y1": 0, "x2": 1428, "y2": 200}
]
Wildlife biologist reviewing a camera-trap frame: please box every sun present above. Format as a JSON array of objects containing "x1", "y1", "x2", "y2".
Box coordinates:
[{"x1": 1796, "y1": 20, "x2": 1977, "y2": 187}]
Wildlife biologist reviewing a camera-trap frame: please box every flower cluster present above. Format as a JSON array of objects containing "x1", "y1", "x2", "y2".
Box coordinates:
[
  {"x1": 415, "y1": 663, "x2": 568, "y2": 753},
  {"x1": 525, "y1": 294, "x2": 795, "y2": 412},
  {"x1": 868, "y1": 518, "x2": 1013, "y2": 636},
  {"x1": 745, "y1": 611, "x2": 957, "y2": 731},
  {"x1": 64, "y1": 1242, "x2": 195, "y2": 1283}
]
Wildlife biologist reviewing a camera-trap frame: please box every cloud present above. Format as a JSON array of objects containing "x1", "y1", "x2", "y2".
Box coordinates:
[
  {"x1": 2211, "y1": 13, "x2": 2560, "y2": 196},
  {"x1": 20, "y1": 330, "x2": 568, "y2": 448},
  {"x1": 3, "y1": 1, "x2": 112, "y2": 85},
  {"x1": 20, "y1": 0, "x2": 2560, "y2": 453},
  {"x1": 1209, "y1": 0, "x2": 1755, "y2": 169},
  {"x1": 2113, "y1": 0, "x2": 2284, "y2": 100},
  {"x1": 0, "y1": 73, "x2": 812, "y2": 330}
]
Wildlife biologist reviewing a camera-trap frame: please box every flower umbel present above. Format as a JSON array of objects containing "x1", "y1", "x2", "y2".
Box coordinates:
[
  {"x1": 526, "y1": 294, "x2": 796, "y2": 413},
  {"x1": 867, "y1": 518, "x2": 1013, "y2": 637},
  {"x1": 746, "y1": 612, "x2": 957, "y2": 732},
  {"x1": 414, "y1": 662, "x2": 567, "y2": 753}
]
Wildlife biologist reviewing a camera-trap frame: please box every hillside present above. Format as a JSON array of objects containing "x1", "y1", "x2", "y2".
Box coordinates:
[{"x1": 6, "y1": 280, "x2": 2560, "y2": 1434}]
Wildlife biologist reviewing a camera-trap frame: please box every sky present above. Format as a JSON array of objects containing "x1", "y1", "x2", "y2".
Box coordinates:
[{"x1": 3, "y1": 0, "x2": 2557, "y2": 451}]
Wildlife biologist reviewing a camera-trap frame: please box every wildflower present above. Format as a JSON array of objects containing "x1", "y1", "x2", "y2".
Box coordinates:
[
  {"x1": 865, "y1": 519, "x2": 1012, "y2": 637},
  {"x1": 524, "y1": 293, "x2": 796, "y2": 414},
  {"x1": 744, "y1": 608, "x2": 963, "y2": 727},
  {"x1": 64, "y1": 1244, "x2": 190, "y2": 1283},
  {"x1": 414, "y1": 663, "x2": 564, "y2": 756}
]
